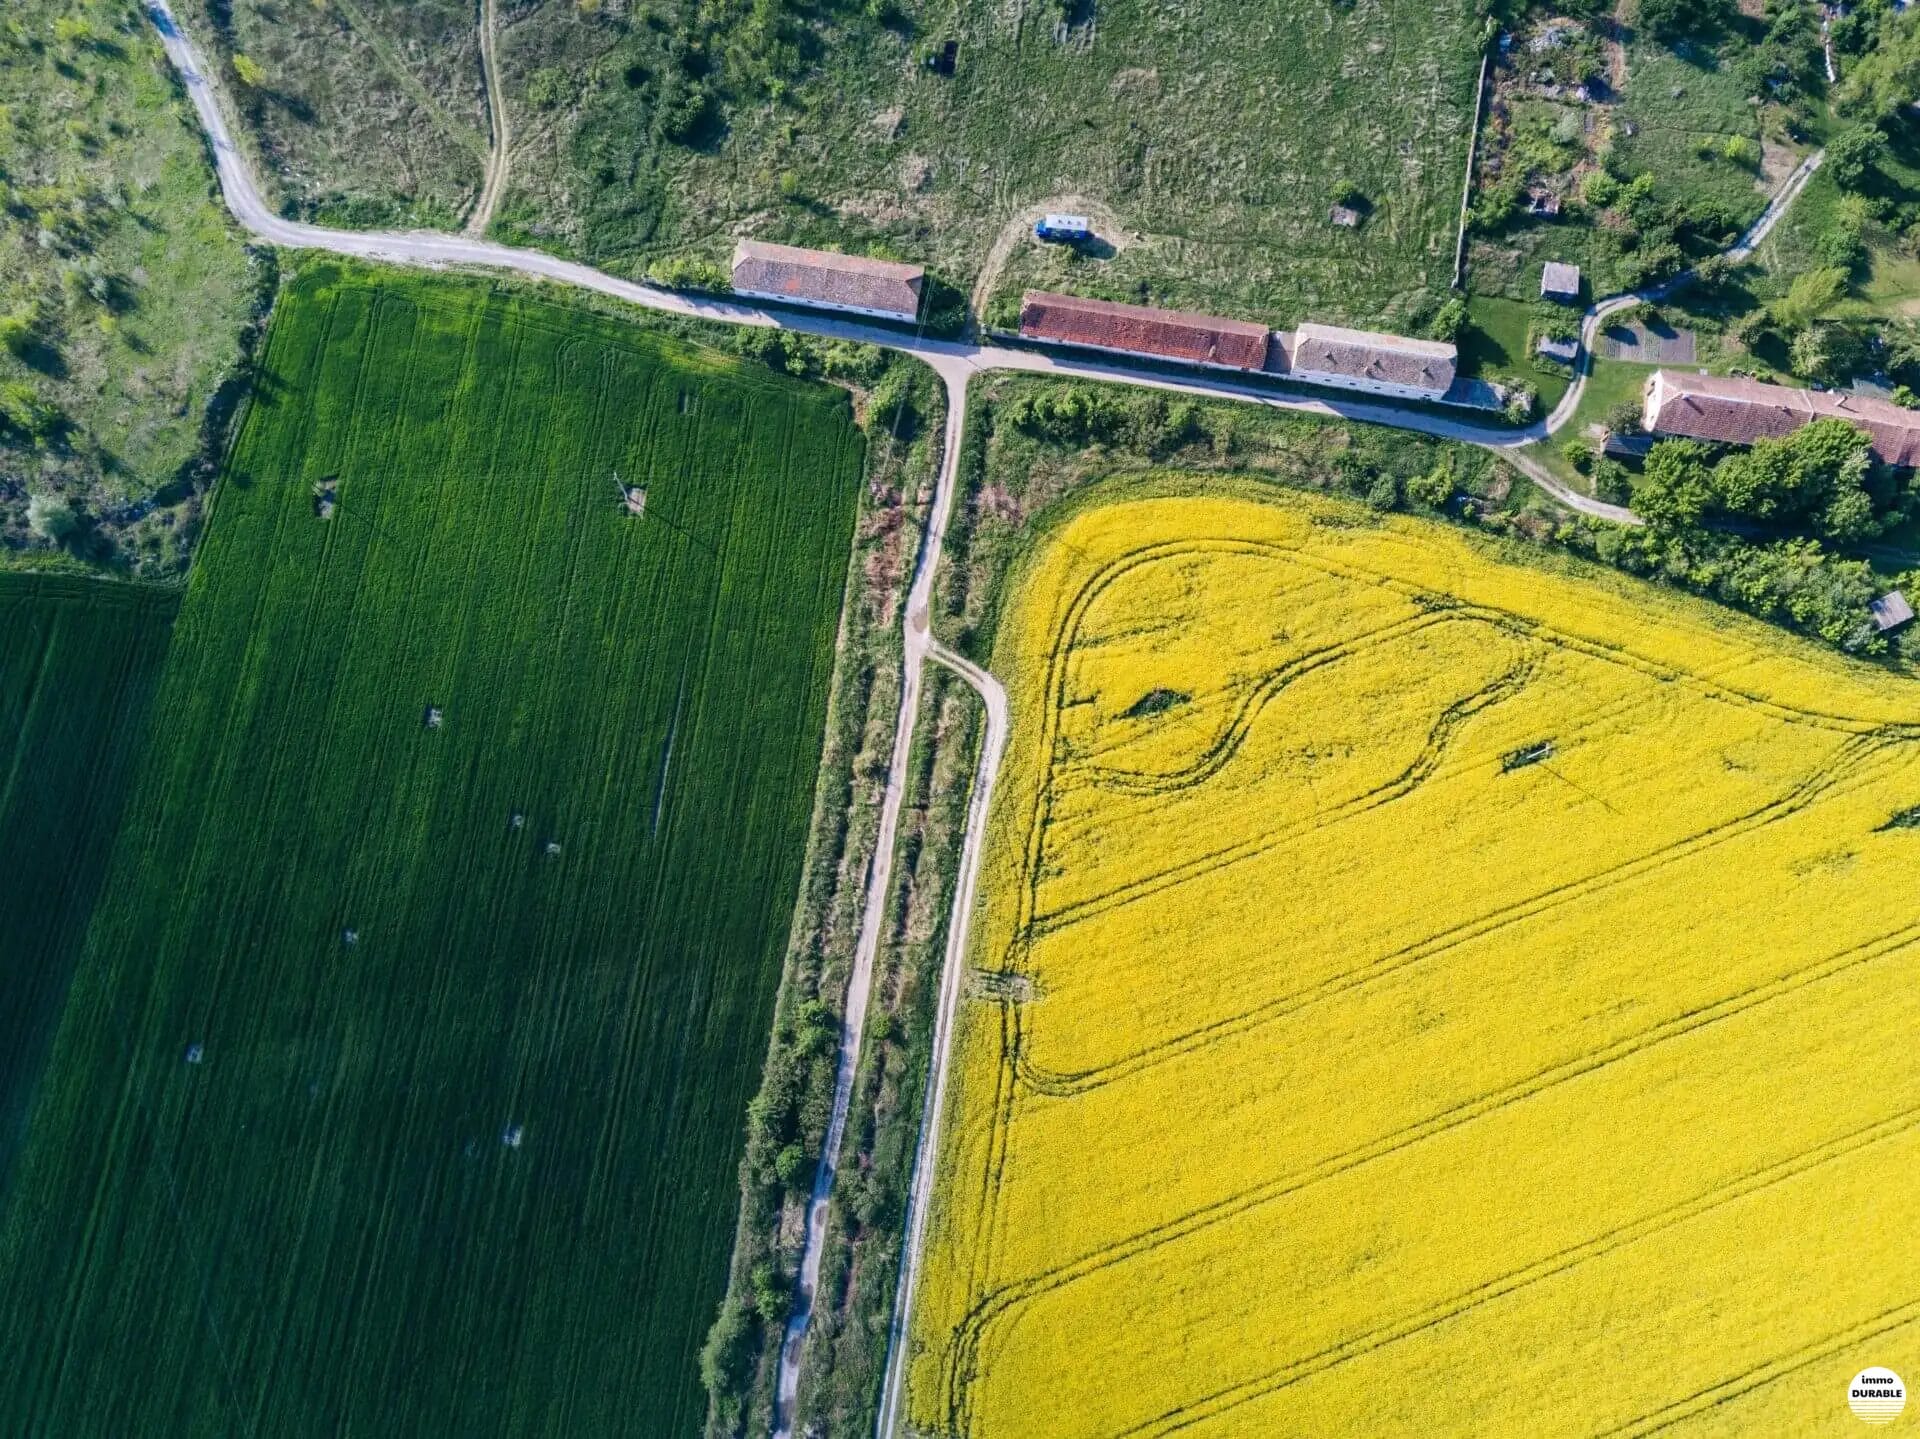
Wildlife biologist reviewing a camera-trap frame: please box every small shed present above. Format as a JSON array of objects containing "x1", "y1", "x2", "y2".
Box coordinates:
[
  {"x1": 1329, "y1": 204, "x2": 1362, "y2": 228},
  {"x1": 1870, "y1": 590, "x2": 1915, "y2": 633},
  {"x1": 1603, "y1": 432, "x2": 1655, "y2": 461},
  {"x1": 1541, "y1": 261, "x2": 1583, "y2": 302},
  {"x1": 1536, "y1": 334, "x2": 1580, "y2": 364}
]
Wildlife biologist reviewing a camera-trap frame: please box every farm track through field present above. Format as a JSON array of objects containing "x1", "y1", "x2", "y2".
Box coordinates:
[
  {"x1": 1020, "y1": 536, "x2": 1897, "y2": 945},
  {"x1": 940, "y1": 915, "x2": 1920, "y2": 1430},
  {"x1": 467, "y1": 0, "x2": 508, "y2": 237},
  {"x1": 134, "y1": 9, "x2": 1840, "y2": 1429},
  {"x1": 1011, "y1": 727, "x2": 1896, "y2": 1098},
  {"x1": 1059, "y1": 610, "x2": 1504, "y2": 793},
  {"x1": 1602, "y1": 1299, "x2": 1920, "y2": 1436},
  {"x1": 1125, "y1": 1104, "x2": 1920, "y2": 1437}
]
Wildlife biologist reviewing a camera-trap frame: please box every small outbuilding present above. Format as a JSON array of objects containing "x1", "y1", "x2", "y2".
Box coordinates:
[
  {"x1": 1870, "y1": 590, "x2": 1915, "y2": 634},
  {"x1": 1602, "y1": 432, "x2": 1655, "y2": 461},
  {"x1": 1329, "y1": 204, "x2": 1362, "y2": 228},
  {"x1": 1541, "y1": 262, "x2": 1583, "y2": 302},
  {"x1": 1536, "y1": 334, "x2": 1580, "y2": 364}
]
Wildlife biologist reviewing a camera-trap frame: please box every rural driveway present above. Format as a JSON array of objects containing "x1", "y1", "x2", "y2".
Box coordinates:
[{"x1": 141, "y1": 4, "x2": 1827, "y2": 1428}]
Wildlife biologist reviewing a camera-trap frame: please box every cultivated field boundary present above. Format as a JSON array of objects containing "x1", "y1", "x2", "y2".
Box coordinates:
[{"x1": 138, "y1": 3, "x2": 1829, "y2": 1428}]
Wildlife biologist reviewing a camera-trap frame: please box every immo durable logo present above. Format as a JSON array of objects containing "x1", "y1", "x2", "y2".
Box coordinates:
[{"x1": 1849, "y1": 1367, "x2": 1907, "y2": 1425}]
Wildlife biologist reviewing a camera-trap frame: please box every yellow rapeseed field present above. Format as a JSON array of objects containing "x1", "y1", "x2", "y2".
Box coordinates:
[{"x1": 906, "y1": 484, "x2": 1920, "y2": 1438}]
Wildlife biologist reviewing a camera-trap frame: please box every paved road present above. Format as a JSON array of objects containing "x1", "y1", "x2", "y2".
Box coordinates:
[{"x1": 139, "y1": 6, "x2": 1826, "y2": 1429}]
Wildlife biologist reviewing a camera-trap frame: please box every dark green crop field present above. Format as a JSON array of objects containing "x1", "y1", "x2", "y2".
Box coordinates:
[
  {"x1": 0, "y1": 575, "x2": 176, "y2": 1194},
  {"x1": 0, "y1": 268, "x2": 864, "y2": 1435}
]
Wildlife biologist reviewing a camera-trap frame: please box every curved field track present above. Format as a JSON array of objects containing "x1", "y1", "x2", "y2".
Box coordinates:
[{"x1": 904, "y1": 486, "x2": 1920, "y2": 1439}]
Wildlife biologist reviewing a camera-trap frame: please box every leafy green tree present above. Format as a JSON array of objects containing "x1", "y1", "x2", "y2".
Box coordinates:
[
  {"x1": 1842, "y1": 12, "x2": 1920, "y2": 116},
  {"x1": 1407, "y1": 457, "x2": 1458, "y2": 508},
  {"x1": 1637, "y1": 439, "x2": 1717, "y2": 532},
  {"x1": 1710, "y1": 418, "x2": 1877, "y2": 540},
  {"x1": 1828, "y1": 125, "x2": 1888, "y2": 191},
  {"x1": 1771, "y1": 266, "x2": 1850, "y2": 333}
]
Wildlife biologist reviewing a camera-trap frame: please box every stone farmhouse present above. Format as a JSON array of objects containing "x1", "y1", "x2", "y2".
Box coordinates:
[{"x1": 730, "y1": 240, "x2": 925, "y2": 322}]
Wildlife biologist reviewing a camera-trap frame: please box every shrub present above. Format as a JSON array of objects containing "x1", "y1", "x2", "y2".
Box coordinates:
[
  {"x1": 698, "y1": 1298, "x2": 755, "y2": 1399},
  {"x1": 1426, "y1": 296, "x2": 1468, "y2": 344},
  {"x1": 646, "y1": 254, "x2": 730, "y2": 291},
  {"x1": 27, "y1": 490, "x2": 81, "y2": 544},
  {"x1": 1406, "y1": 458, "x2": 1458, "y2": 509}
]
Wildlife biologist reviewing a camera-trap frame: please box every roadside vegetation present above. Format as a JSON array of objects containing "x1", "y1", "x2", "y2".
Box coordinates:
[
  {"x1": 781, "y1": 660, "x2": 982, "y2": 1438},
  {"x1": 0, "y1": 266, "x2": 868, "y2": 1436},
  {"x1": 0, "y1": 0, "x2": 260, "y2": 576},
  {"x1": 699, "y1": 351, "x2": 951, "y2": 1438}
]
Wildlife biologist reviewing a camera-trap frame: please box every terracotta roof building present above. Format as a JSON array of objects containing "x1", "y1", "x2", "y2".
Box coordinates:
[
  {"x1": 1643, "y1": 370, "x2": 1920, "y2": 468},
  {"x1": 1018, "y1": 291, "x2": 1272, "y2": 371},
  {"x1": 1288, "y1": 323, "x2": 1458, "y2": 401},
  {"x1": 730, "y1": 240, "x2": 925, "y2": 321}
]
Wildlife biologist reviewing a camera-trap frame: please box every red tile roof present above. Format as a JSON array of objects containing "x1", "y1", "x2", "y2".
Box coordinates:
[
  {"x1": 1644, "y1": 370, "x2": 1920, "y2": 467},
  {"x1": 731, "y1": 240, "x2": 924, "y2": 318},
  {"x1": 1019, "y1": 291, "x2": 1272, "y2": 370}
]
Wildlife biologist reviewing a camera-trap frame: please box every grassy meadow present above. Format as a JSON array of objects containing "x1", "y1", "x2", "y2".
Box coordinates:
[
  {"x1": 535, "y1": 0, "x2": 1481, "y2": 328},
  {"x1": 0, "y1": 574, "x2": 175, "y2": 1193},
  {"x1": 908, "y1": 484, "x2": 1920, "y2": 1437},
  {"x1": 177, "y1": 0, "x2": 487, "y2": 227},
  {"x1": 0, "y1": 268, "x2": 864, "y2": 1435},
  {"x1": 0, "y1": 0, "x2": 256, "y2": 570},
  {"x1": 195, "y1": 0, "x2": 1483, "y2": 329}
]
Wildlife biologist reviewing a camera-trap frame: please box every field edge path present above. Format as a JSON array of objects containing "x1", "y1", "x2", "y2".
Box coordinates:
[{"x1": 770, "y1": 366, "x2": 977, "y2": 1438}]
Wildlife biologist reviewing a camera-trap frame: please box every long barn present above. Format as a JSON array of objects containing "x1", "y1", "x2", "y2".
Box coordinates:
[
  {"x1": 1018, "y1": 291, "x2": 1274, "y2": 373},
  {"x1": 731, "y1": 240, "x2": 926, "y2": 322}
]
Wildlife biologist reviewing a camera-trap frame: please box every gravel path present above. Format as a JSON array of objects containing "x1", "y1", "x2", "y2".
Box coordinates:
[{"x1": 465, "y1": 0, "x2": 509, "y2": 238}]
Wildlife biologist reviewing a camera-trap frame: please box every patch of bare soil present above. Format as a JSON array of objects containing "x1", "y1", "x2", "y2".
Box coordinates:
[{"x1": 1760, "y1": 136, "x2": 1799, "y2": 188}]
